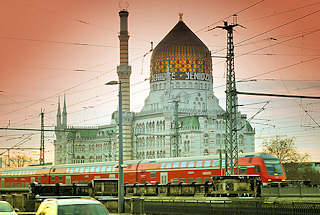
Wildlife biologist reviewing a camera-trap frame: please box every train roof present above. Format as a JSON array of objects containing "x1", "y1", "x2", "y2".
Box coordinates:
[{"x1": 0, "y1": 152, "x2": 278, "y2": 172}]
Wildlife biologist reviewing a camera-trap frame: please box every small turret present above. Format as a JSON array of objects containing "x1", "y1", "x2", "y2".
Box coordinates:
[
  {"x1": 56, "y1": 96, "x2": 61, "y2": 128},
  {"x1": 62, "y1": 94, "x2": 67, "y2": 128}
]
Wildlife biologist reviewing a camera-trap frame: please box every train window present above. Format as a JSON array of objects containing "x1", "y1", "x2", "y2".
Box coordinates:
[
  {"x1": 90, "y1": 167, "x2": 95, "y2": 172},
  {"x1": 150, "y1": 171, "x2": 156, "y2": 178},
  {"x1": 212, "y1": 160, "x2": 219, "y2": 167},
  {"x1": 173, "y1": 162, "x2": 180, "y2": 168},
  {"x1": 75, "y1": 168, "x2": 79, "y2": 173},
  {"x1": 31, "y1": 177, "x2": 35, "y2": 183},
  {"x1": 51, "y1": 176, "x2": 55, "y2": 181},
  {"x1": 80, "y1": 168, "x2": 84, "y2": 173},
  {"x1": 240, "y1": 167, "x2": 247, "y2": 174},
  {"x1": 109, "y1": 174, "x2": 115, "y2": 178},
  {"x1": 66, "y1": 176, "x2": 71, "y2": 184},
  {"x1": 112, "y1": 167, "x2": 116, "y2": 172},
  {"x1": 21, "y1": 182, "x2": 25, "y2": 187},
  {"x1": 180, "y1": 178, "x2": 186, "y2": 183},
  {"x1": 204, "y1": 160, "x2": 211, "y2": 167},
  {"x1": 101, "y1": 166, "x2": 106, "y2": 172},
  {"x1": 38, "y1": 176, "x2": 41, "y2": 181},
  {"x1": 181, "y1": 162, "x2": 187, "y2": 168},
  {"x1": 66, "y1": 168, "x2": 70, "y2": 173},
  {"x1": 188, "y1": 161, "x2": 195, "y2": 168},
  {"x1": 196, "y1": 178, "x2": 202, "y2": 183},
  {"x1": 107, "y1": 166, "x2": 112, "y2": 172},
  {"x1": 59, "y1": 176, "x2": 63, "y2": 181},
  {"x1": 161, "y1": 163, "x2": 166, "y2": 169},
  {"x1": 168, "y1": 163, "x2": 174, "y2": 168},
  {"x1": 255, "y1": 166, "x2": 261, "y2": 173},
  {"x1": 85, "y1": 167, "x2": 89, "y2": 173},
  {"x1": 196, "y1": 161, "x2": 203, "y2": 168},
  {"x1": 96, "y1": 166, "x2": 101, "y2": 172},
  {"x1": 173, "y1": 178, "x2": 179, "y2": 183},
  {"x1": 188, "y1": 178, "x2": 194, "y2": 183},
  {"x1": 70, "y1": 168, "x2": 74, "y2": 173},
  {"x1": 204, "y1": 178, "x2": 211, "y2": 183}
]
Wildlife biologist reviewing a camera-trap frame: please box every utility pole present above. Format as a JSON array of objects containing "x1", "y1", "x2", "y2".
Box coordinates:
[
  {"x1": 40, "y1": 109, "x2": 45, "y2": 165},
  {"x1": 215, "y1": 16, "x2": 243, "y2": 175}
]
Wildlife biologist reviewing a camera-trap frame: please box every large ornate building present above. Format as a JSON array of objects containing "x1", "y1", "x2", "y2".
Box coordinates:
[{"x1": 54, "y1": 11, "x2": 255, "y2": 165}]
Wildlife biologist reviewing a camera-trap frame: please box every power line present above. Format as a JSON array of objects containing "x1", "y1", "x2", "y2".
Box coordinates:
[
  {"x1": 196, "y1": 0, "x2": 264, "y2": 33},
  {"x1": 212, "y1": 9, "x2": 320, "y2": 54},
  {"x1": 0, "y1": 36, "x2": 118, "y2": 48},
  {"x1": 237, "y1": 91, "x2": 320, "y2": 99},
  {"x1": 242, "y1": 2, "x2": 320, "y2": 23}
]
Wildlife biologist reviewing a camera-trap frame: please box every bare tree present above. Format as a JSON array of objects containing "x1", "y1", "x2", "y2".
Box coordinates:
[{"x1": 262, "y1": 135, "x2": 309, "y2": 164}]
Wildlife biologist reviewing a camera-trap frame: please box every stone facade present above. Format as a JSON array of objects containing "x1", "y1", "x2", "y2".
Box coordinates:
[{"x1": 53, "y1": 13, "x2": 255, "y2": 165}]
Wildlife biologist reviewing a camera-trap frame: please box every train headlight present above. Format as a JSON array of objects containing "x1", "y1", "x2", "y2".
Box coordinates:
[{"x1": 268, "y1": 179, "x2": 272, "y2": 182}]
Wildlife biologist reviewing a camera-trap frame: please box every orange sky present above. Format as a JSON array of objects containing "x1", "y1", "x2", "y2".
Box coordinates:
[{"x1": 0, "y1": 0, "x2": 319, "y2": 162}]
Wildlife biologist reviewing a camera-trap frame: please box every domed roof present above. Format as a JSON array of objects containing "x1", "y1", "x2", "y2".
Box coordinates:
[{"x1": 150, "y1": 20, "x2": 212, "y2": 79}]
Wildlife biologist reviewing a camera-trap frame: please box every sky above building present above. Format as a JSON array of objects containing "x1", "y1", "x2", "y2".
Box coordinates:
[{"x1": 0, "y1": 0, "x2": 319, "y2": 163}]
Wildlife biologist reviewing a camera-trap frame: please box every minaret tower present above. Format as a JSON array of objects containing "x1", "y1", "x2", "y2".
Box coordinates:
[
  {"x1": 117, "y1": 9, "x2": 131, "y2": 112},
  {"x1": 62, "y1": 94, "x2": 67, "y2": 128},
  {"x1": 115, "y1": 9, "x2": 133, "y2": 161}
]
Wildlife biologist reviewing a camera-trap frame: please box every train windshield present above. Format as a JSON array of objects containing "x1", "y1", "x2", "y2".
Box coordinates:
[{"x1": 264, "y1": 160, "x2": 283, "y2": 176}]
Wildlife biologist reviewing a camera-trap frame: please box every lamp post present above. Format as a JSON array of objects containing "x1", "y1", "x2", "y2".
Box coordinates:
[{"x1": 105, "y1": 80, "x2": 124, "y2": 213}]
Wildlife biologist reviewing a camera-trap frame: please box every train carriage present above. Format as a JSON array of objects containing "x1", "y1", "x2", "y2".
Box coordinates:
[{"x1": 0, "y1": 153, "x2": 285, "y2": 189}]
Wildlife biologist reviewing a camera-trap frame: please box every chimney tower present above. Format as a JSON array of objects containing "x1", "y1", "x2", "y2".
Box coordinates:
[{"x1": 117, "y1": 10, "x2": 131, "y2": 112}]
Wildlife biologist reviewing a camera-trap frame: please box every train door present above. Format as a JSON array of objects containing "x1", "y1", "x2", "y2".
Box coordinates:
[
  {"x1": 1, "y1": 178, "x2": 4, "y2": 187},
  {"x1": 160, "y1": 172, "x2": 168, "y2": 184},
  {"x1": 66, "y1": 176, "x2": 71, "y2": 184}
]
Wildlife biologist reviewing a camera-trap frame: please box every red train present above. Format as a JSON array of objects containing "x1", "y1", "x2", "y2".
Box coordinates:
[{"x1": 0, "y1": 152, "x2": 285, "y2": 188}]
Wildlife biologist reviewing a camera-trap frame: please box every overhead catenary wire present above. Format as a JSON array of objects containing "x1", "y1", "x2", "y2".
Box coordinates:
[{"x1": 211, "y1": 9, "x2": 320, "y2": 54}]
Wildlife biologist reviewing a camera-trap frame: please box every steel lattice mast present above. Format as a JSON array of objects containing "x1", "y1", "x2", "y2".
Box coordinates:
[{"x1": 216, "y1": 20, "x2": 240, "y2": 175}]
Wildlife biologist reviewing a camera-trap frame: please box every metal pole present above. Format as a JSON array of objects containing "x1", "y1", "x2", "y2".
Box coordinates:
[{"x1": 118, "y1": 82, "x2": 124, "y2": 213}]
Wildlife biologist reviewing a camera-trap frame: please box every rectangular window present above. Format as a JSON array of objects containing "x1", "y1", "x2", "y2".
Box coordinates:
[
  {"x1": 38, "y1": 176, "x2": 41, "y2": 182},
  {"x1": 75, "y1": 168, "x2": 79, "y2": 173},
  {"x1": 173, "y1": 162, "x2": 180, "y2": 168},
  {"x1": 240, "y1": 167, "x2": 247, "y2": 175},
  {"x1": 188, "y1": 178, "x2": 194, "y2": 183},
  {"x1": 255, "y1": 166, "x2": 261, "y2": 173},
  {"x1": 96, "y1": 167, "x2": 100, "y2": 172},
  {"x1": 85, "y1": 167, "x2": 89, "y2": 173},
  {"x1": 101, "y1": 166, "x2": 106, "y2": 172},
  {"x1": 107, "y1": 166, "x2": 112, "y2": 172},
  {"x1": 150, "y1": 171, "x2": 156, "y2": 178},
  {"x1": 66, "y1": 168, "x2": 70, "y2": 173},
  {"x1": 173, "y1": 178, "x2": 179, "y2": 183},
  {"x1": 188, "y1": 161, "x2": 195, "y2": 168},
  {"x1": 196, "y1": 160, "x2": 203, "y2": 168},
  {"x1": 90, "y1": 167, "x2": 95, "y2": 172},
  {"x1": 204, "y1": 177, "x2": 211, "y2": 183},
  {"x1": 196, "y1": 177, "x2": 202, "y2": 183},
  {"x1": 80, "y1": 168, "x2": 84, "y2": 173},
  {"x1": 161, "y1": 163, "x2": 166, "y2": 169},
  {"x1": 181, "y1": 162, "x2": 187, "y2": 168},
  {"x1": 204, "y1": 160, "x2": 211, "y2": 167},
  {"x1": 59, "y1": 176, "x2": 63, "y2": 181},
  {"x1": 70, "y1": 168, "x2": 74, "y2": 173},
  {"x1": 212, "y1": 160, "x2": 219, "y2": 168},
  {"x1": 51, "y1": 176, "x2": 55, "y2": 181},
  {"x1": 180, "y1": 178, "x2": 186, "y2": 183}
]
